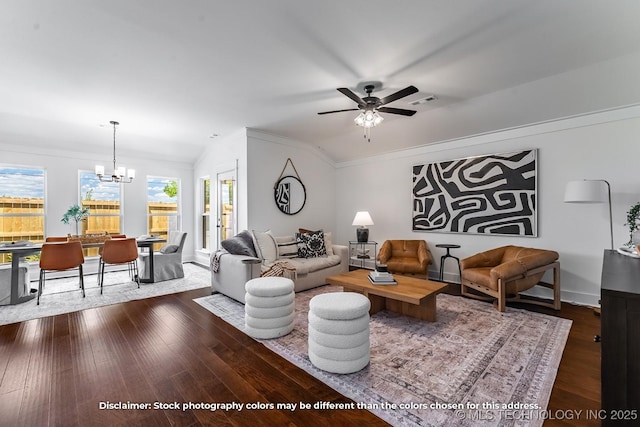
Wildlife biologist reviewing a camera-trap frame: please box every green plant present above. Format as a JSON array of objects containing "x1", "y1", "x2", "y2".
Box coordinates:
[
  {"x1": 61, "y1": 204, "x2": 90, "y2": 235},
  {"x1": 163, "y1": 180, "x2": 178, "y2": 198},
  {"x1": 625, "y1": 202, "x2": 640, "y2": 246}
]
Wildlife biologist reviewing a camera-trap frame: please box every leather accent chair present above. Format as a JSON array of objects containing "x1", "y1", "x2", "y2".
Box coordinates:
[
  {"x1": 98, "y1": 237, "x2": 140, "y2": 293},
  {"x1": 376, "y1": 240, "x2": 431, "y2": 277},
  {"x1": 38, "y1": 241, "x2": 85, "y2": 305},
  {"x1": 460, "y1": 245, "x2": 560, "y2": 312},
  {"x1": 45, "y1": 236, "x2": 68, "y2": 242}
]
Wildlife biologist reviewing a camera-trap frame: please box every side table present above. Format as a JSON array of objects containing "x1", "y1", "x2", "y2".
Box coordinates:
[
  {"x1": 436, "y1": 244, "x2": 461, "y2": 283},
  {"x1": 348, "y1": 241, "x2": 377, "y2": 270}
]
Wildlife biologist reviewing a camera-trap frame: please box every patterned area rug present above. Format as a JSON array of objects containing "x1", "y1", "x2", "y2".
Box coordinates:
[
  {"x1": 195, "y1": 286, "x2": 571, "y2": 427},
  {"x1": 0, "y1": 263, "x2": 210, "y2": 325}
]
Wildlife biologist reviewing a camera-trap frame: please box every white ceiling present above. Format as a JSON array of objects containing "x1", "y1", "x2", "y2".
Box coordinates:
[{"x1": 2, "y1": 0, "x2": 640, "y2": 164}]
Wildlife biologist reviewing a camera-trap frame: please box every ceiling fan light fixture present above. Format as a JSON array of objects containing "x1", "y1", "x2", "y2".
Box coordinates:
[{"x1": 354, "y1": 110, "x2": 383, "y2": 129}]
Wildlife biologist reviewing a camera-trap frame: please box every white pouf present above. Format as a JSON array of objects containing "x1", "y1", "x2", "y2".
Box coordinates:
[
  {"x1": 244, "y1": 277, "x2": 295, "y2": 339},
  {"x1": 308, "y1": 292, "x2": 371, "y2": 374}
]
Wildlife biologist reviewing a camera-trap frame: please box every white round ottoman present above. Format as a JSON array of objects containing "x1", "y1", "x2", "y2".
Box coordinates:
[
  {"x1": 244, "y1": 277, "x2": 295, "y2": 339},
  {"x1": 308, "y1": 292, "x2": 371, "y2": 374}
]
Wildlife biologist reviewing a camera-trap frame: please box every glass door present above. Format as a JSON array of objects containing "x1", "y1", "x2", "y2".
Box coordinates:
[{"x1": 216, "y1": 170, "x2": 237, "y2": 248}]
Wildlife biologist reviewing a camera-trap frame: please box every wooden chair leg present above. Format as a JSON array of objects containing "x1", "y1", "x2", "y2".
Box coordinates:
[
  {"x1": 497, "y1": 278, "x2": 506, "y2": 312},
  {"x1": 553, "y1": 262, "x2": 561, "y2": 310}
]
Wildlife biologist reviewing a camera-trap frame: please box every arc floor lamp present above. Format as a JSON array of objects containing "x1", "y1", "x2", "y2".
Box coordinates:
[{"x1": 564, "y1": 179, "x2": 613, "y2": 250}]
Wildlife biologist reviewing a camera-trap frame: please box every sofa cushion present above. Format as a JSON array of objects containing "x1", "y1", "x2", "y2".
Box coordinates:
[
  {"x1": 284, "y1": 254, "x2": 341, "y2": 275},
  {"x1": 251, "y1": 230, "x2": 277, "y2": 263},
  {"x1": 221, "y1": 230, "x2": 257, "y2": 257},
  {"x1": 296, "y1": 229, "x2": 327, "y2": 258}
]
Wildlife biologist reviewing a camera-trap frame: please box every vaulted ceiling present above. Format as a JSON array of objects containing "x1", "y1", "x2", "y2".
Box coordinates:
[{"x1": 2, "y1": 0, "x2": 640, "y2": 164}]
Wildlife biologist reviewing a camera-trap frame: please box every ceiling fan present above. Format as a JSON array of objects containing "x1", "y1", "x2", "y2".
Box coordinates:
[{"x1": 318, "y1": 84, "x2": 418, "y2": 141}]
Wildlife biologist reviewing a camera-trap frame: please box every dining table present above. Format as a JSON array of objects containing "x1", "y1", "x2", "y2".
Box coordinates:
[{"x1": 0, "y1": 236, "x2": 168, "y2": 305}]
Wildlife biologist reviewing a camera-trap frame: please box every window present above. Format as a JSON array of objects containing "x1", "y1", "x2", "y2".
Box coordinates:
[
  {"x1": 80, "y1": 171, "x2": 121, "y2": 256},
  {"x1": 147, "y1": 176, "x2": 180, "y2": 243},
  {"x1": 0, "y1": 166, "x2": 45, "y2": 263},
  {"x1": 201, "y1": 178, "x2": 210, "y2": 251}
]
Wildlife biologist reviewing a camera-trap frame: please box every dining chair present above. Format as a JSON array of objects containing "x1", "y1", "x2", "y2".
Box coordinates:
[
  {"x1": 98, "y1": 238, "x2": 140, "y2": 293},
  {"x1": 45, "y1": 236, "x2": 68, "y2": 242},
  {"x1": 97, "y1": 234, "x2": 126, "y2": 256},
  {"x1": 138, "y1": 231, "x2": 187, "y2": 282},
  {"x1": 37, "y1": 241, "x2": 85, "y2": 305}
]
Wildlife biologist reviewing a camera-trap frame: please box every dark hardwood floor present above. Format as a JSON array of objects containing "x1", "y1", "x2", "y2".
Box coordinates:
[{"x1": 0, "y1": 286, "x2": 601, "y2": 426}]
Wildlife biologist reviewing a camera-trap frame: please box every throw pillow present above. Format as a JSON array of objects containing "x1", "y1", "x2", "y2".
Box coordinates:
[
  {"x1": 323, "y1": 231, "x2": 334, "y2": 256},
  {"x1": 299, "y1": 228, "x2": 333, "y2": 256},
  {"x1": 251, "y1": 230, "x2": 277, "y2": 263},
  {"x1": 159, "y1": 244, "x2": 179, "y2": 254},
  {"x1": 275, "y1": 235, "x2": 298, "y2": 259},
  {"x1": 221, "y1": 230, "x2": 257, "y2": 257},
  {"x1": 296, "y1": 229, "x2": 327, "y2": 258}
]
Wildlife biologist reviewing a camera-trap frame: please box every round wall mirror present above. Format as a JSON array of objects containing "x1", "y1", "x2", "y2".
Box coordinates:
[{"x1": 274, "y1": 175, "x2": 306, "y2": 215}]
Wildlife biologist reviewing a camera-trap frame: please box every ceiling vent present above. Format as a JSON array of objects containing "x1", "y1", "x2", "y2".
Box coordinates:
[{"x1": 409, "y1": 95, "x2": 438, "y2": 106}]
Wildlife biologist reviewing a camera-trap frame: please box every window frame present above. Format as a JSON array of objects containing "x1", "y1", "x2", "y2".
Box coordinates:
[
  {"x1": 0, "y1": 164, "x2": 46, "y2": 262},
  {"x1": 146, "y1": 175, "x2": 181, "y2": 240}
]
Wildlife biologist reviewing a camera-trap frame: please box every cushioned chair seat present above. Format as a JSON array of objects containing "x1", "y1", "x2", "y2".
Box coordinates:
[
  {"x1": 377, "y1": 240, "x2": 431, "y2": 276},
  {"x1": 460, "y1": 245, "x2": 560, "y2": 312},
  {"x1": 139, "y1": 231, "x2": 187, "y2": 282}
]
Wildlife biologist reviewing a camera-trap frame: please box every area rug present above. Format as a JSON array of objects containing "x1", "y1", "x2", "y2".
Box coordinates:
[
  {"x1": 0, "y1": 263, "x2": 210, "y2": 326},
  {"x1": 194, "y1": 286, "x2": 572, "y2": 427}
]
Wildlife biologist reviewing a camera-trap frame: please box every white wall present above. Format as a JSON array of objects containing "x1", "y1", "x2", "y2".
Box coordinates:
[
  {"x1": 192, "y1": 128, "x2": 248, "y2": 266},
  {"x1": 334, "y1": 105, "x2": 640, "y2": 306},
  {"x1": 246, "y1": 131, "x2": 336, "y2": 236},
  {"x1": 0, "y1": 142, "x2": 195, "y2": 260}
]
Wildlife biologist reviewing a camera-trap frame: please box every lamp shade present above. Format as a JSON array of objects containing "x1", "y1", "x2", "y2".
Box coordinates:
[
  {"x1": 352, "y1": 211, "x2": 374, "y2": 227},
  {"x1": 564, "y1": 180, "x2": 606, "y2": 203},
  {"x1": 564, "y1": 179, "x2": 614, "y2": 250}
]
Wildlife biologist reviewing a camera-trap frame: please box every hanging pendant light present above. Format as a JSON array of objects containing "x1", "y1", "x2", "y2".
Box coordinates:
[{"x1": 95, "y1": 121, "x2": 135, "y2": 183}]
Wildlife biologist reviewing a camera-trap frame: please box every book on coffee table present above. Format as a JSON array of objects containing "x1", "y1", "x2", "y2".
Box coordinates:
[{"x1": 368, "y1": 271, "x2": 397, "y2": 285}]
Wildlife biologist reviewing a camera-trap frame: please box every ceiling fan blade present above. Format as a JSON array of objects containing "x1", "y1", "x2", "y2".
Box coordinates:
[
  {"x1": 317, "y1": 108, "x2": 360, "y2": 115},
  {"x1": 337, "y1": 88, "x2": 365, "y2": 107},
  {"x1": 379, "y1": 85, "x2": 419, "y2": 105},
  {"x1": 377, "y1": 106, "x2": 417, "y2": 116}
]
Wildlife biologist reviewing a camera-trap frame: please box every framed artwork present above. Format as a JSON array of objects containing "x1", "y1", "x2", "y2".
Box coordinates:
[{"x1": 412, "y1": 149, "x2": 537, "y2": 236}]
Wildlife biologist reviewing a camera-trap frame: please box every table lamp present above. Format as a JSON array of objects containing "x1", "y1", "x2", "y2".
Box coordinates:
[{"x1": 352, "y1": 211, "x2": 374, "y2": 243}]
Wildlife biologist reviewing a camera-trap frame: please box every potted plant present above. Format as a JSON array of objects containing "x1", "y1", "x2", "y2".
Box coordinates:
[
  {"x1": 625, "y1": 202, "x2": 640, "y2": 246},
  {"x1": 61, "y1": 204, "x2": 90, "y2": 235}
]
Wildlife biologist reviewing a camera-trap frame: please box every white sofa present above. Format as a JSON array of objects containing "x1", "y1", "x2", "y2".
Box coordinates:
[{"x1": 211, "y1": 230, "x2": 348, "y2": 304}]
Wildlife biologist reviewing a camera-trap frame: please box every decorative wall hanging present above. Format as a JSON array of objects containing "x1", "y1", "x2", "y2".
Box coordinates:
[
  {"x1": 412, "y1": 149, "x2": 537, "y2": 236},
  {"x1": 274, "y1": 158, "x2": 306, "y2": 215}
]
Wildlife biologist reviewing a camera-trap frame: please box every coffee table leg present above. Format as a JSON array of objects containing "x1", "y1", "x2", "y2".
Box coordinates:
[{"x1": 367, "y1": 293, "x2": 385, "y2": 315}]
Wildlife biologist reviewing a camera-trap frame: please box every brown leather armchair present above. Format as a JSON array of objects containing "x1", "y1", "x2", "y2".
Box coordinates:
[
  {"x1": 376, "y1": 240, "x2": 431, "y2": 277},
  {"x1": 460, "y1": 245, "x2": 560, "y2": 312}
]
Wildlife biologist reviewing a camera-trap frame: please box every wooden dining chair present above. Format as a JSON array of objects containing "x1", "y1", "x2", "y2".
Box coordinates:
[
  {"x1": 98, "y1": 238, "x2": 140, "y2": 293},
  {"x1": 38, "y1": 241, "x2": 85, "y2": 305}
]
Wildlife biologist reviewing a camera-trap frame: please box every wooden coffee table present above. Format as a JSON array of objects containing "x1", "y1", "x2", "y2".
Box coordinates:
[{"x1": 326, "y1": 269, "x2": 448, "y2": 322}]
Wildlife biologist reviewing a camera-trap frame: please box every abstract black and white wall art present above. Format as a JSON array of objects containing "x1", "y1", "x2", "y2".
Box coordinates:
[{"x1": 412, "y1": 149, "x2": 537, "y2": 236}]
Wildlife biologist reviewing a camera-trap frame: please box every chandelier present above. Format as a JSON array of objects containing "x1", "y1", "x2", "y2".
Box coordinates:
[
  {"x1": 354, "y1": 109, "x2": 383, "y2": 142},
  {"x1": 95, "y1": 121, "x2": 135, "y2": 183}
]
